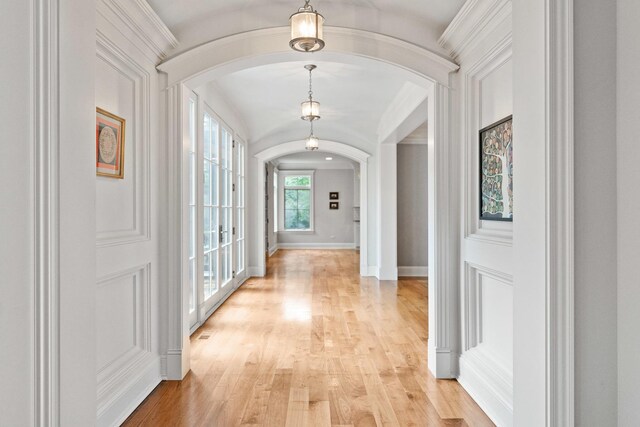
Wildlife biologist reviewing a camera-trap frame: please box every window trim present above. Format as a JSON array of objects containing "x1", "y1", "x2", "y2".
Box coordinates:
[{"x1": 279, "y1": 169, "x2": 315, "y2": 232}]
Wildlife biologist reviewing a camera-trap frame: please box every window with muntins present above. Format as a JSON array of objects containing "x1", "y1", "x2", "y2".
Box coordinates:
[{"x1": 284, "y1": 174, "x2": 312, "y2": 230}]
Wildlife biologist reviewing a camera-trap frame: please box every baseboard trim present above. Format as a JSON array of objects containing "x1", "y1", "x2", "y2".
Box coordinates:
[
  {"x1": 277, "y1": 242, "x2": 355, "y2": 250},
  {"x1": 268, "y1": 245, "x2": 279, "y2": 257},
  {"x1": 248, "y1": 266, "x2": 266, "y2": 277},
  {"x1": 458, "y1": 348, "x2": 513, "y2": 427},
  {"x1": 398, "y1": 266, "x2": 429, "y2": 277},
  {"x1": 97, "y1": 353, "x2": 161, "y2": 427}
]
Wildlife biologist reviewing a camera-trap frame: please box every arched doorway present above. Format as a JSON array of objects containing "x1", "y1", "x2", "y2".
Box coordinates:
[{"x1": 158, "y1": 26, "x2": 460, "y2": 381}]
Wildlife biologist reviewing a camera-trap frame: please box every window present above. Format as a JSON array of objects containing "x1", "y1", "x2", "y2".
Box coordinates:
[
  {"x1": 273, "y1": 170, "x2": 278, "y2": 233},
  {"x1": 283, "y1": 172, "x2": 313, "y2": 231}
]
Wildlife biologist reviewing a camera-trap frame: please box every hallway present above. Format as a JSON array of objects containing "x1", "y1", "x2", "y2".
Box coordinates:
[{"x1": 123, "y1": 250, "x2": 493, "y2": 426}]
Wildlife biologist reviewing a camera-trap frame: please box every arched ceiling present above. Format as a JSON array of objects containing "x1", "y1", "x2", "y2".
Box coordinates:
[
  {"x1": 147, "y1": 0, "x2": 465, "y2": 56},
  {"x1": 198, "y1": 58, "x2": 429, "y2": 146}
]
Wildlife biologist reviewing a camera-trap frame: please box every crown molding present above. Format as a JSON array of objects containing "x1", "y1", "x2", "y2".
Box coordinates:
[
  {"x1": 98, "y1": 0, "x2": 178, "y2": 62},
  {"x1": 439, "y1": 0, "x2": 511, "y2": 62}
]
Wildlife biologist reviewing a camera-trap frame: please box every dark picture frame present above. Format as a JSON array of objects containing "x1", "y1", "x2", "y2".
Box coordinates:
[
  {"x1": 96, "y1": 107, "x2": 126, "y2": 179},
  {"x1": 329, "y1": 202, "x2": 339, "y2": 210},
  {"x1": 479, "y1": 115, "x2": 513, "y2": 221},
  {"x1": 329, "y1": 192, "x2": 339, "y2": 200}
]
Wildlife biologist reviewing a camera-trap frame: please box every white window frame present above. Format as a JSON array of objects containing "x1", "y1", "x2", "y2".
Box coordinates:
[
  {"x1": 273, "y1": 169, "x2": 278, "y2": 233},
  {"x1": 279, "y1": 170, "x2": 315, "y2": 233}
]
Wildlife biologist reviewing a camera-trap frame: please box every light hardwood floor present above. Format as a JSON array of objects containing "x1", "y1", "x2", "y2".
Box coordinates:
[{"x1": 123, "y1": 250, "x2": 494, "y2": 427}]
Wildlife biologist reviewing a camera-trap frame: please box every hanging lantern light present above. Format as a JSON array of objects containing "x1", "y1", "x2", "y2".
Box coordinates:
[
  {"x1": 301, "y1": 64, "x2": 320, "y2": 121},
  {"x1": 305, "y1": 120, "x2": 319, "y2": 151},
  {"x1": 289, "y1": 0, "x2": 325, "y2": 53}
]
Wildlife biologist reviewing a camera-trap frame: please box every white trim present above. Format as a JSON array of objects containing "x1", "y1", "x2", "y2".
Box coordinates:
[
  {"x1": 546, "y1": 0, "x2": 575, "y2": 424},
  {"x1": 97, "y1": 0, "x2": 178, "y2": 62},
  {"x1": 268, "y1": 245, "x2": 279, "y2": 257},
  {"x1": 97, "y1": 353, "x2": 161, "y2": 427},
  {"x1": 459, "y1": 347, "x2": 513, "y2": 427},
  {"x1": 398, "y1": 266, "x2": 429, "y2": 277},
  {"x1": 255, "y1": 140, "x2": 371, "y2": 278},
  {"x1": 277, "y1": 243, "x2": 355, "y2": 250},
  {"x1": 158, "y1": 27, "x2": 458, "y2": 88},
  {"x1": 439, "y1": 0, "x2": 512, "y2": 62},
  {"x1": 33, "y1": 0, "x2": 60, "y2": 423},
  {"x1": 279, "y1": 169, "x2": 316, "y2": 232}
]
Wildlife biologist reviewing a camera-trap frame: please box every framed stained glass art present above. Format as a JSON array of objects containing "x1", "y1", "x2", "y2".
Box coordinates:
[
  {"x1": 96, "y1": 107, "x2": 126, "y2": 179},
  {"x1": 479, "y1": 115, "x2": 513, "y2": 221}
]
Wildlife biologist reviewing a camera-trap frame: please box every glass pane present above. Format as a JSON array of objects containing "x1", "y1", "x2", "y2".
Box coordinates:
[
  {"x1": 297, "y1": 209, "x2": 310, "y2": 229},
  {"x1": 285, "y1": 209, "x2": 298, "y2": 229},
  {"x1": 212, "y1": 164, "x2": 218, "y2": 206},
  {"x1": 204, "y1": 115, "x2": 211, "y2": 159},
  {"x1": 211, "y1": 208, "x2": 218, "y2": 249},
  {"x1": 285, "y1": 189, "x2": 298, "y2": 210},
  {"x1": 189, "y1": 259, "x2": 196, "y2": 313},
  {"x1": 211, "y1": 120, "x2": 219, "y2": 163},
  {"x1": 189, "y1": 154, "x2": 195, "y2": 205},
  {"x1": 203, "y1": 253, "x2": 211, "y2": 298},
  {"x1": 203, "y1": 162, "x2": 211, "y2": 206},
  {"x1": 297, "y1": 189, "x2": 310, "y2": 210},
  {"x1": 204, "y1": 208, "x2": 210, "y2": 251},
  {"x1": 189, "y1": 207, "x2": 195, "y2": 258},
  {"x1": 284, "y1": 175, "x2": 310, "y2": 187}
]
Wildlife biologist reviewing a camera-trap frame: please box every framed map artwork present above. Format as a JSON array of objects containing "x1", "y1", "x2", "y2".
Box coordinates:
[
  {"x1": 479, "y1": 115, "x2": 513, "y2": 221},
  {"x1": 96, "y1": 107, "x2": 126, "y2": 179}
]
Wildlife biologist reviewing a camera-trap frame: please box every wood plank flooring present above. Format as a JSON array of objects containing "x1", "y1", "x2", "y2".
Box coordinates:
[{"x1": 123, "y1": 250, "x2": 494, "y2": 427}]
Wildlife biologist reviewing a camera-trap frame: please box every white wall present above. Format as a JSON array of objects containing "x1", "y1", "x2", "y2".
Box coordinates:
[
  {"x1": 573, "y1": 0, "x2": 618, "y2": 424},
  {"x1": 0, "y1": 0, "x2": 97, "y2": 424},
  {"x1": 617, "y1": 0, "x2": 640, "y2": 424},
  {"x1": 277, "y1": 169, "x2": 355, "y2": 247},
  {"x1": 397, "y1": 144, "x2": 428, "y2": 272},
  {"x1": 0, "y1": 1, "x2": 37, "y2": 420},
  {"x1": 93, "y1": 0, "x2": 179, "y2": 424},
  {"x1": 441, "y1": 2, "x2": 514, "y2": 425}
]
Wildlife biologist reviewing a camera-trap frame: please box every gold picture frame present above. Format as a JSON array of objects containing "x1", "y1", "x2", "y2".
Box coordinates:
[{"x1": 96, "y1": 107, "x2": 126, "y2": 179}]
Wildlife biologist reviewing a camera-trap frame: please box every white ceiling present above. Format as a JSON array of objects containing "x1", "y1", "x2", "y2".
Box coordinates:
[
  {"x1": 206, "y1": 59, "x2": 428, "y2": 147},
  {"x1": 147, "y1": 0, "x2": 466, "y2": 55}
]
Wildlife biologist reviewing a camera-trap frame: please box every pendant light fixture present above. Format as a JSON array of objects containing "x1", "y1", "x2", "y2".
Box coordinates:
[
  {"x1": 289, "y1": 0, "x2": 325, "y2": 52},
  {"x1": 301, "y1": 64, "x2": 320, "y2": 121},
  {"x1": 305, "y1": 120, "x2": 319, "y2": 151}
]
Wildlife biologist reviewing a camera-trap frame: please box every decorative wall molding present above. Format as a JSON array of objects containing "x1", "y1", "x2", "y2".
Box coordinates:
[
  {"x1": 33, "y1": 0, "x2": 60, "y2": 424},
  {"x1": 96, "y1": 32, "x2": 151, "y2": 248},
  {"x1": 462, "y1": 34, "x2": 513, "y2": 246},
  {"x1": 95, "y1": 263, "x2": 158, "y2": 426},
  {"x1": 439, "y1": 0, "x2": 512, "y2": 62},
  {"x1": 427, "y1": 82, "x2": 461, "y2": 379},
  {"x1": 546, "y1": 0, "x2": 575, "y2": 424},
  {"x1": 157, "y1": 27, "x2": 458, "y2": 89},
  {"x1": 97, "y1": 0, "x2": 178, "y2": 63},
  {"x1": 459, "y1": 347, "x2": 513, "y2": 426}
]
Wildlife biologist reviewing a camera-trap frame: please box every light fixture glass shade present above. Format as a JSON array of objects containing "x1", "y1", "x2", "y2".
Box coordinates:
[
  {"x1": 290, "y1": 6, "x2": 325, "y2": 52},
  {"x1": 305, "y1": 135, "x2": 319, "y2": 151},
  {"x1": 301, "y1": 100, "x2": 320, "y2": 120}
]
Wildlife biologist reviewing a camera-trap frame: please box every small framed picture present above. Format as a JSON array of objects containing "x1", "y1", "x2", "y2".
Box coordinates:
[
  {"x1": 479, "y1": 115, "x2": 513, "y2": 221},
  {"x1": 329, "y1": 192, "x2": 339, "y2": 200},
  {"x1": 329, "y1": 202, "x2": 339, "y2": 210},
  {"x1": 96, "y1": 107, "x2": 126, "y2": 179}
]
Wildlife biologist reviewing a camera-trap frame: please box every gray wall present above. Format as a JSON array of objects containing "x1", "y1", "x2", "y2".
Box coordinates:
[
  {"x1": 278, "y1": 169, "x2": 355, "y2": 245},
  {"x1": 617, "y1": 0, "x2": 640, "y2": 423},
  {"x1": 574, "y1": 0, "x2": 618, "y2": 424},
  {"x1": 397, "y1": 144, "x2": 428, "y2": 267}
]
